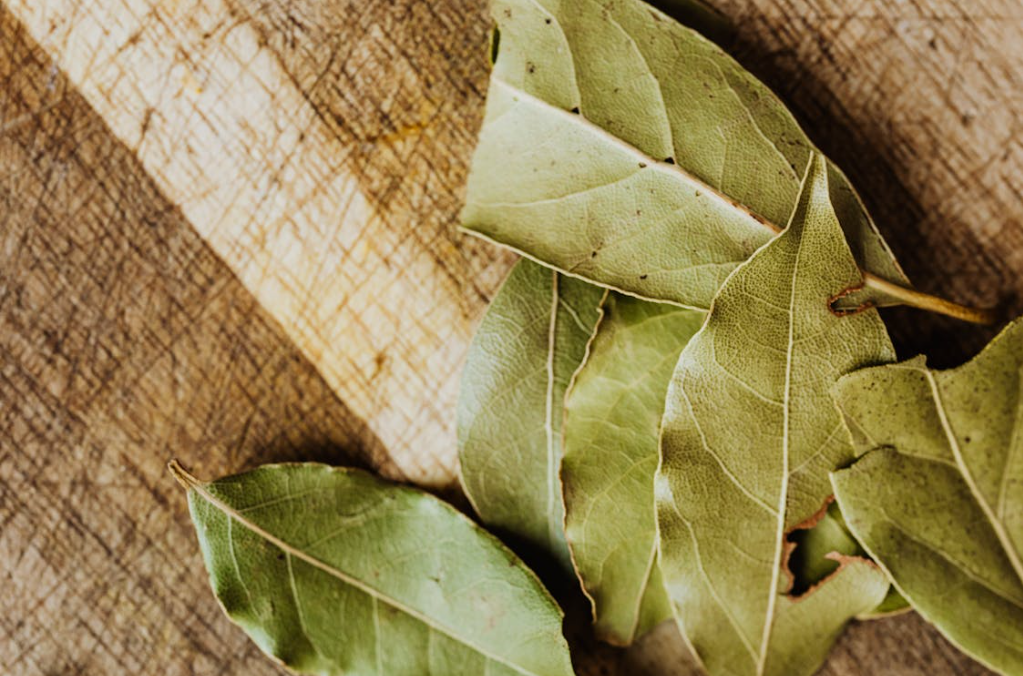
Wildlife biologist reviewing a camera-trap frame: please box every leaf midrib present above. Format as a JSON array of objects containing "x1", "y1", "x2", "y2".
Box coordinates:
[
  {"x1": 486, "y1": 77, "x2": 780, "y2": 240},
  {"x1": 922, "y1": 368, "x2": 1023, "y2": 587},
  {"x1": 544, "y1": 269, "x2": 561, "y2": 553},
  {"x1": 189, "y1": 479, "x2": 543, "y2": 676},
  {"x1": 757, "y1": 205, "x2": 806, "y2": 676}
]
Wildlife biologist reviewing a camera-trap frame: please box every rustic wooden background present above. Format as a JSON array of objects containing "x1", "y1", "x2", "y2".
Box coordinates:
[{"x1": 2, "y1": 0, "x2": 1020, "y2": 673}]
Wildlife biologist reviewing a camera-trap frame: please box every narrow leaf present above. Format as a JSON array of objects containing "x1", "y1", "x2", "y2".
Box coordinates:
[
  {"x1": 463, "y1": 0, "x2": 908, "y2": 312},
  {"x1": 458, "y1": 259, "x2": 605, "y2": 569},
  {"x1": 562, "y1": 293, "x2": 705, "y2": 645},
  {"x1": 831, "y1": 317, "x2": 1023, "y2": 674},
  {"x1": 171, "y1": 461, "x2": 576, "y2": 676},
  {"x1": 655, "y1": 153, "x2": 892, "y2": 676}
]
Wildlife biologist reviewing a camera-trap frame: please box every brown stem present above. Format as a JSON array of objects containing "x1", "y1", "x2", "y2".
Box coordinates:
[{"x1": 861, "y1": 273, "x2": 998, "y2": 325}]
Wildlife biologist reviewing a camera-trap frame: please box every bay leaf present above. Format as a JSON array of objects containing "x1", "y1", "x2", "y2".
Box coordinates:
[
  {"x1": 458, "y1": 259, "x2": 605, "y2": 570},
  {"x1": 831, "y1": 317, "x2": 1023, "y2": 674},
  {"x1": 789, "y1": 501, "x2": 910, "y2": 618},
  {"x1": 862, "y1": 586, "x2": 911, "y2": 619},
  {"x1": 786, "y1": 502, "x2": 862, "y2": 595},
  {"x1": 561, "y1": 293, "x2": 705, "y2": 645},
  {"x1": 462, "y1": 0, "x2": 918, "y2": 314},
  {"x1": 170, "y1": 461, "x2": 576, "y2": 676},
  {"x1": 654, "y1": 152, "x2": 892, "y2": 676}
]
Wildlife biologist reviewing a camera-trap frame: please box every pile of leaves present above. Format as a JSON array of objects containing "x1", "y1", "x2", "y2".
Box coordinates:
[{"x1": 172, "y1": 0, "x2": 1023, "y2": 674}]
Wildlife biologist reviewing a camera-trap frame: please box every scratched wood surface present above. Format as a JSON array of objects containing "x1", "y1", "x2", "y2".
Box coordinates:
[{"x1": 1, "y1": 0, "x2": 1021, "y2": 673}]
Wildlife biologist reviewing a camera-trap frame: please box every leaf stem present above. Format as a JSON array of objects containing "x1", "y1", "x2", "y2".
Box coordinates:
[{"x1": 861, "y1": 273, "x2": 998, "y2": 325}]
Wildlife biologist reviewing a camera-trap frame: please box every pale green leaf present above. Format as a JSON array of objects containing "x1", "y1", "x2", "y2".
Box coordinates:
[
  {"x1": 860, "y1": 585, "x2": 911, "y2": 619},
  {"x1": 786, "y1": 502, "x2": 862, "y2": 594},
  {"x1": 655, "y1": 153, "x2": 892, "y2": 676},
  {"x1": 171, "y1": 461, "x2": 576, "y2": 676},
  {"x1": 462, "y1": 0, "x2": 907, "y2": 312},
  {"x1": 789, "y1": 501, "x2": 909, "y2": 619},
  {"x1": 561, "y1": 293, "x2": 705, "y2": 645},
  {"x1": 458, "y1": 259, "x2": 605, "y2": 569},
  {"x1": 831, "y1": 317, "x2": 1023, "y2": 674}
]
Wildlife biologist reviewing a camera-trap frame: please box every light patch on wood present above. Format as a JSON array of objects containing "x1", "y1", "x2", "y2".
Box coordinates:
[{"x1": 7, "y1": 0, "x2": 475, "y2": 484}]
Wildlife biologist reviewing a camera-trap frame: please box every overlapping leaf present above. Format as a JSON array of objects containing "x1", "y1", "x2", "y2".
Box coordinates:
[
  {"x1": 832, "y1": 317, "x2": 1023, "y2": 674},
  {"x1": 171, "y1": 462, "x2": 575, "y2": 676},
  {"x1": 458, "y1": 259, "x2": 605, "y2": 569},
  {"x1": 561, "y1": 293, "x2": 705, "y2": 645},
  {"x1": 462, "y1": 0, "x2": 907, "y2": 311},
  {"x1": 789, "y1": 501, "x2": 909, "y2": 618},
  {"x1": 654, "y1": 153, "x2": 892, "y2": 676}
]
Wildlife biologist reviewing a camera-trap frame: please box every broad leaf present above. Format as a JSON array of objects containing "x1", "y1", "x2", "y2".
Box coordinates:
[
  {"x1": 561, "y1": 293, "x2": 705, "y2": 645},
  {"x1": 831, "y1": 317, "x2": 1023, "y2": 675},
  {"x1": 463, "y1": 0, "x2": 908, "y2": 312},
  {"x1": 654, "y1": 153, "x2": 892, "y2": 676},
  {"x1": 458, "y1": 259, "x2": 604, "y2": 569},
  {"x1": 171, "y1": 461, "x2": 576, "y2": 676}
]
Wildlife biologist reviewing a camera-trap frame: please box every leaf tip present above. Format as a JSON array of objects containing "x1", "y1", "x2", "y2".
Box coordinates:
[{"x1": 168, "y1": 459, "x2": 201, "y2": 491}]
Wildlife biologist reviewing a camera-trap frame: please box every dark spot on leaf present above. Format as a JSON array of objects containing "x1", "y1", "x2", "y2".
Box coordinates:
[
  {"x1": 695, "y1": 190, "x2": 702, "y2": 197},
  {"x1": 664, "y1": 157, "x2": 676, "y2": 164},
  {"x1": 591, "y1": 250, "x2": 598, "y2": 258},
  {"x1": 636, "y1": 209, "x2": 642, "y2": 216},
  {"x1": 638, "y1": 162, "x2": 647, "y2": 168},
  {"x1": 640, "y1": 274, "x2": 648, "y2": 280},
  {"x1": 503, "y1": 8, "x2": 512, "y2": 17},
  {"x1": 545, "y1": 17, "x2": 552, "y2": 24},
  {"x1": 527, "y1": 61, "x2": 536, "y2": 74},
  {"x1": 570, "y1": 106, "x2": 581, "y2": 114}
]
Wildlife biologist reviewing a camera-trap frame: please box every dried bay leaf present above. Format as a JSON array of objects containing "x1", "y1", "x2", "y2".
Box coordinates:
[
  {"x1": 789, "y1": 501, "x2": 910, "y2": 618},
  {"x1": 831, "y1": 317, "x2": 1023, "y2": 674},
  {"x1": 463, "y1": 0, "x2": 915, "y2": 313},
  {"x1": 786, "y1": 502, "x2": 863, "y2": 595},
  {"x1": 654, "y1": 153, "x2": 892, "y2": 676},
  {"x1": 170, "y1": 461, "x2": 576, "y2": 676},
  {"x1": 561, "y1": 293, "x2": 705, "y2": 645},
  {"x1": 458, "y1": 259, "x2": 605, "y2": 570}
]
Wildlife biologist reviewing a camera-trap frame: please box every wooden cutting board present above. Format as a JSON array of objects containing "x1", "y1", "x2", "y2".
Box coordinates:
[{"x1": 2, "y1": 0, "x2": 1021, "y2": 673}]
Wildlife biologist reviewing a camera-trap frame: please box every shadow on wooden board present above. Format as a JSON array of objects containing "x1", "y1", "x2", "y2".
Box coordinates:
[
  {"x1": 0, "y1": 9, "x2": 388, "y2": 675},
  {"x1": 717, "y1": 0, "x2": 1023, "y2": 368}
]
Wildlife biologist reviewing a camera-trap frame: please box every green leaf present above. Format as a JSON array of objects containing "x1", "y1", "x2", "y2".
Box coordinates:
[
  {"x1": 171, "y1": 461, "x2": 576, "y2": 676},
  {"x1": 458, "y1": 259, "x2": 605, "y2": 569},
  {"x1": 786, "y1": 502, "x2": 863, "y2": 595},
  {"x1": 831, "y1": 317, "x2": 1023, "y2": 675},
  {"x1": 561, "y1": 293, "x2": 705, "y2": 645},
  {"x1": 788, "y1": 501, "x2": 909, "y2": 619},
  {"x1": 462, "y1": 0, "x2": 908, "y2": 312},
  {"x1": 654, "y1": 153, "x2": 892, "y2": 676},
  {"x1": 861, "y1": 586, "x2": 911, "y2": 619}
]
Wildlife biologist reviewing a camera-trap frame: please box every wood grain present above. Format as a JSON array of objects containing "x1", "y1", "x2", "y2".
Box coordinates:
[
  {"x1": 2, "y1": 0, "x2": 1020, "y2": 673},
  {"x1": 0, "y1": 10, "x2": 386, "y2": 674},
  {"x1": 4, "y1": 0, "x2": 513, "y2": 486}
]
